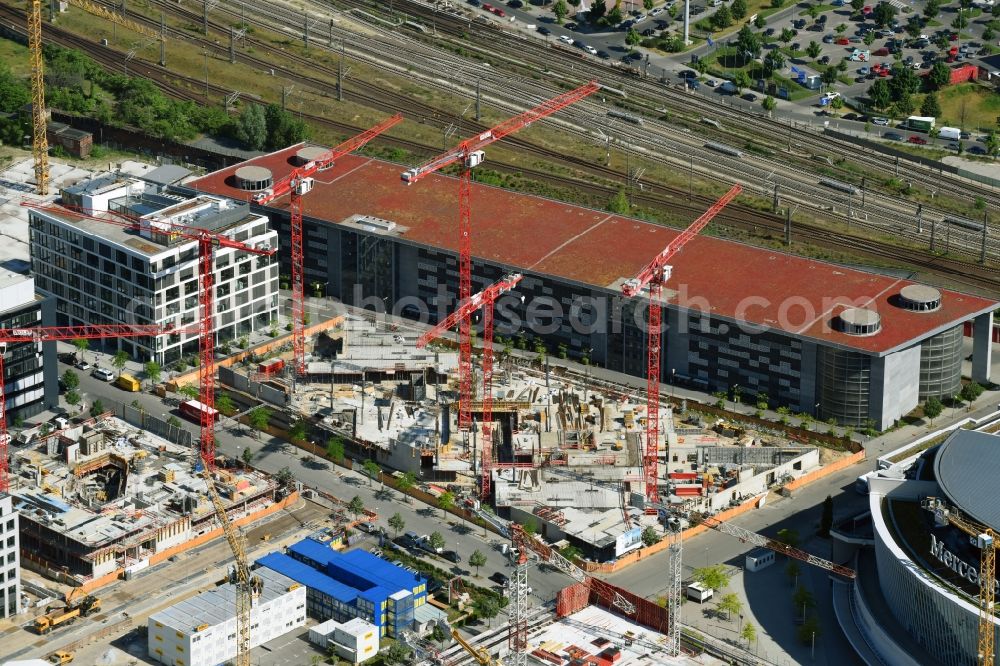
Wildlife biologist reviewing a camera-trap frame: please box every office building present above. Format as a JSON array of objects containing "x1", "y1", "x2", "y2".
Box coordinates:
[
  {"x1": 0, "y1": 271, "x2": 58, "y2": 424},
  {"x1": 0, "y1": 495, "x2": 20, "y2": 618}
]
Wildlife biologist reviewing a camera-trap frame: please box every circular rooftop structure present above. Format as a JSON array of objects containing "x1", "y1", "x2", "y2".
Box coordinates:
[
  {"x1": 898, "y1": 285, "x2": 943, "y2": 312},
  {"x1": 295, "y1": 146, "x2": 328, "y2": 165},
  {"x1": 836, "y1": 307, "x2": 882, "y2": 336},
  {"x1": 235, "y1": 166, "x2": 273, "y2": 191},
  {"x1": 933, "y1": 430, "x2": 1000, "y2": 533}
]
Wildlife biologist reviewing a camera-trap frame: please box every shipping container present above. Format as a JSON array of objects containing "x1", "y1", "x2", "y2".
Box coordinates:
[
  {"x1": 115, "y1": 374, "x2": 141, "y2": 392},
  {"x1": 905, "y1": 116, "x2": 935, "y2": 132},
  {"x1": 179, "y1": 399, "x2": 220, "y2": 423}
]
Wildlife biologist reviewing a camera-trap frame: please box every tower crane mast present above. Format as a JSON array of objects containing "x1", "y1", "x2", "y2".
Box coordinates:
[
  {"x1": 0, "y1": 323, "x2": 180, "y2": 493},
  {"x1": 401, "y1": 82, "x2": 599, "y2": 439},
  {"x1": 201, "y1": 457, "x2": 259, "y2": 666},
  {"x1": 416, "y1": 273, "x2": 522, "y2": 498},
  {"x1": 23, "y1": 202, "x2": 275, "y2": 470},
  {"x1": 923, "y1": 496, "x2": 996, "y2": 666},
  {"x1": 251, "y1": 115, "x2": 404, "y2": 376},
  {"x1": 621, "y1": 184, "x2": 742, "y2": 508}
]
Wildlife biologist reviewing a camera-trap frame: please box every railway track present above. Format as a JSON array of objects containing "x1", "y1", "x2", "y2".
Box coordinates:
[{"x1": 5, "y1": 1, "x2": 999, "y2": 293}]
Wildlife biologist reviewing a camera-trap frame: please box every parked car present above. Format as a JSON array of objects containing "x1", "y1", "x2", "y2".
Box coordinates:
[
  {"x1": 819, "y1": 55, "x2": 831, "y2": 65},
  {"x1": 687, "y1": 79, "x2": 701, "y2": 90},
  {"x1": 836, "y1": 37, "x2": 850, "y2": 45},
  {"x1": 641, "y1": 27, "x2": 656, "y2": 36},
  {"x1": 741, "y1": 92, "x2": 757, "y2": 101},
  {"x1": 872, "y1": 117, "x2": 889, "y2": 126},
  {"x1": 507, "y1": 0, "x2": 523, "y2": 7},
  {"x1": 558, "y1": 34, "x2": 574, "y2": 45},
  {"x1": 705, "y1": 78, "x2": 718, "y2": 86},
  {"x1": 884, "y1": 132, "x2": 903, "y2": 140},
  {"x1": 442, "y1": 550, "x2": 462, "y2": 563},
  {"x1": 537, "y1": 25, "x2": 550, "y2": 35},
  {"x1": 91, "y1": 367, "x2": 114, "y2": 382},
  {"x1": 823, "y1": 34, "x2": 834, "y2": 43},
  {"x1": 489, "y1": 572, "x2": 510, "y2": 586},
  {"x1": 596, "y1": 49, "x2": 610, "y2": 58},
  {"x1": 858, "y1": 66, "x2": 870, "y2": 75},
  {"x1": 74, "y1": 360, "x2": 91, "y2": 371},
  {"x1": 907, "y1": 135, "x2": 927, "y2": 145},
  {"x1": 58, "y1": 352, "x2": 77, "y2": 364},
  {"x1": 679, "y1": 69, "x2": 698, "y2": 79}
]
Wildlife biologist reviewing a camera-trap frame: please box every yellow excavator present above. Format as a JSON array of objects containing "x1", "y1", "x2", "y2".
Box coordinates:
[{"x1": 451, "y1": 628, "x2": 499, "y2": 665}]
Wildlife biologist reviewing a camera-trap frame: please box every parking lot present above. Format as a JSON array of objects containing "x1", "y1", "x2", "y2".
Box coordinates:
[{"x1": 463, "y1": 0, "x2": 998, "y2": 152}]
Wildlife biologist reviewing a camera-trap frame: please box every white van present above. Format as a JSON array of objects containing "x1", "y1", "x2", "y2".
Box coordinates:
[{"x1": 938, "y1": 126, "x2": 961, "y2": 141}]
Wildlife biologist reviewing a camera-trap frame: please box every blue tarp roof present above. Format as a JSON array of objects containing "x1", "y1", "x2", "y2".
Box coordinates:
[
  {"x1": 256, "y1": 553, "x2": 360, "y2": 605},
  {"x1": 286, "y1": 538, "x2": 423, "y2": 595}
]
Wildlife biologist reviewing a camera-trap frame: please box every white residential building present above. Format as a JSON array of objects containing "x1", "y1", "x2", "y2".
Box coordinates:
[
  {"x1": 0, "y1": 494, "x2": 21, "y2": 618},
  {"x1": 147, "y1": 567, "x2": 306, "y2": 666},
  {"x1": 28, "y1": 177, "x2": 279, "y2": 366}
]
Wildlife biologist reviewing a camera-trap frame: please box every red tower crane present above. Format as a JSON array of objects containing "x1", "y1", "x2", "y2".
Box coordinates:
[
  {"x1": 416, "y1": 272, "x2": 523, "y2": 497},
  {"x1": 250, "y1": 115, "x2": 404, "y2": 377},
  {"x1": 621, "y1": 184, "x2": 742, "y2": 508},
  {"x1": 23, "y1": 202, "x2": 276, "y2": 471},
  {"x1": 401, "y1": 81, "x2": 600, "y2": 434},
  {"x1": 0, "y1": 323, "x2": 178, "y2": 493}
]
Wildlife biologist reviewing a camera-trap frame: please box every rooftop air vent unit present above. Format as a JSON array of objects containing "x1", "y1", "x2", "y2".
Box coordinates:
[
  {"x1": 896, "y1": 284, "x2": 942, "y2": 312},
  {"x1": 234, "y1": 166, "x2": 274, "y2": 192},
  {"x1": 835, "y1": 307, "x2": 882, "y2": 336}
]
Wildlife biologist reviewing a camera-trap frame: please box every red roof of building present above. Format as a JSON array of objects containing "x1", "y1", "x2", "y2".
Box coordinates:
[{"x1": 189, "y1": 145, "x2": 996, "y2": 354}]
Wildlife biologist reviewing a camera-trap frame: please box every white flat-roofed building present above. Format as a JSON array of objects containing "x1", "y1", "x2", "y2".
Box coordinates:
[
  {"x1": 28, "y1": 181, "x2": 279, "y2": 366},
  {"x1": 147, "y1": 567, "x2": 306, "y2": 666}
]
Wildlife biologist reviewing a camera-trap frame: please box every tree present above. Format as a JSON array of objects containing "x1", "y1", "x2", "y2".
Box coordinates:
[
  {"x1": 347, "y1": 495, "x2": 364, "y2": 518},
  {"x1": 986, "y1": 131, "x2": 1000, "y2": 159},
  {"x1": 326, "y1": 437, "x2": 345, "y2": 461},
  {"x1": 692, "y1": 565, "x2": 730, "y2": 591},
  {"x1": 469, "y1": 549, "x2": 487, "y2": 576},
  {"x1": 429, "y1": 531, "x2": 446, "y2": 552},
  {"x1": 779, "y1": 27, "x2": 795, "y2": 45},
  {"x1": 718, "y1": 592, "x2": 742, "y2": 621},
  {"x1": 835, "y1": 23, "x2": 848, "y2": 35},
  {"x1": 923, "y1": 0, "x2": 940, "y2": 19},
  {"x1": 798, "y1": 614, "x2": 821, "y2": 644},
  {"x1": 830, "y1": 96, "x2": 845, "y2": 114},
  {"x1": 438, "y1": 491, "x2": 456, "y2": 518},
  {"x1": 924, "y1": 396, "x2": 944, "y2": 423},
  {"x1": 607, "y1": 188, "x2": 630, "y2": 214},
  {"x1": 731, "y1": 0, "x2": 747, "y2": 19},
  {"x1": 806, "y1": 40, "x2": 822, "y2": 60},
  {"x1": 807, "y1": 4, "x2": 821, "y2": 19},
  {"x1": 248, "y1": 406, "x2": 271, "y2": 437},
  {"x1": 741, "y1": 621, "x2": 757, "y2": 646},
  {"x1": 763, "y1": 50, "x2": 785, "y2": 76},
  {"x1": 65, "y1": 389, "x2": 81, "y2": 409},
  {"x1": 112, "y1": 350, "x2": 129, "y2": 374},
  {"x1": 736, "y1": 24, "x2": 762, "y2": 60},
  {"x1": 873, "y1": 0, "x2": 895, "y2": 26},
  {"x1": 178, "y1": 384, "x2": 199, "y2": 400},
  {"x1": 554, "y1": 0, "x2": 568, "y2": 23},
  {"x1": 711, "y1": 4, "x2": 733, "y2": 29},
  {"x1": 643, "y1": 0, "x2": 653, "y2": 9},
  {"x1": 288, "y1": 418, "x2": 308, "y2": 442},
  {"x1": 560, "y1": 544, "x2": 583, "y2": 561},
  {"x1": 388, "y1": 512, "x2": 406, "y2": 537},
  {"x1": 626, "y1": 27, "x2": 642, "y2": 47},
  {"x1": 62, "y1": 369, "x2": 79, "y2": 392},
  {"x1": 383, "y1": 642, "x2": 411, "y2": 665},
  {"x1": 90, "y1": 399, "x2": 105, "y2": 417},
  {"x1": 928, "y1": 62, "x2": 951, "y2": 91},
  {"x1": 754, "y1": 13, "x2": 766, "y2": 28},
  {"x1": 72, "y1": 338, "x2": 90, "y2": 359},
  {"x1": 589, "y1": 0, "x2": 607, "y2": 22},
  {"x1": 395, "y1": 471, "x2": 417, "y2": 502},
  {"x1": 234, "y1": 104, "x2": 267, "y2": 150},
  {"x1": 431, "y1": 624, "x2": 447, "y2": 647},
  {"x1": 921, "y1": 92, "x2": 942, "y2": 118},
  {"x1": 850, "y1": 0, "x2": 864, "y2": 13},
  {"x1": 276, "y1": 466, "x2": 294, "y2": 486},
  {"x1": 820, "y1": 495, "x2": 834, "y2": 537},
  {"x1": 241, "y1": 447, "x2": 254, "y2": 467},
  {"x1": 607, "y1": 5, "x2": 623, "y2": 25},
  {"x1": 263, "y1": 104, "x2": 308, "y2": 151},
  {"x1": 951, "y1": 12, "x2": 968, "y2": 29},
  {"x1": 733, "y1": 70, "x2": 751, "y2": 94},
  {"x1": 770, "y1": 0, "x2": 784, "y2": 8},
  {"x1": 785, "y1": 559, "x2": 801, "y2": 585},
  {"x1": 641, "y1": 526, "x2": 660, "y2": 546},
  {"x1": 869, "y1": 78, "x2": 892, "y2": 110},
  {"x1": 821, "y1": 67, "x2": 838, "y2": 90},
  {"x1": 144, "y1": 361, "x2": 161, "y2": 388},
  {"x1": 794, "y1": 585, "x2": 816, "y2": 618},
  {"x1": 762, "y1": 95, "x2": 777, "y2": 117},
  {"x1": 905, "y1": 15, "x2": 923, "y2": 39},
  {"x1": 864, "y1": 30, "x2": 876, "y2": 46},
  {"x1": 777, "y1": 528, "x2": 801, "y2": 549},
  {"x1": 216, "y1": 393, "x2": 236, "y2": 416},
  {"x1": 474, "y1": 596, "x2": 500, "y2": 626},
  {"x1": 961, "y1": 381, "x2": 984, "y2": 403},
  {"x1": 363, "y1": 459, "x2": 381, "y2": 486}
]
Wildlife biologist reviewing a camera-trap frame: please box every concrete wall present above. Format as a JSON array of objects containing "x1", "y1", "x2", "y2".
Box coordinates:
[{"x1": 870, "y1": 345, "x2": 920, "y2": 431}]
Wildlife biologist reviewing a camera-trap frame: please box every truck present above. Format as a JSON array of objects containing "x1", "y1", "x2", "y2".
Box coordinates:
[
  {"x1": 115, "y1": 373, "x2": 141, "y2": 392},
  {"x1": 33, "y1": 596, "x2": 101, "y2": 634},
  {"x1": 938, "y1": 126, "x2": 961, "y2": 141},
  {"x1": 179, "y1": 399, "x2": 220, "y2": 424},
  {"x1": 905, "y1": 115, "x2": 935, "y2": 132},
  {"x1": 47, "y1": 651, "x2": 74, "y2": 664}
]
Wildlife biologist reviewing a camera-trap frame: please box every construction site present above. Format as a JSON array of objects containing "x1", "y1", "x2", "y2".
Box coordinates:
[{"x1": 9, "y1": 413, "x2": 286, "y2": 588}]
